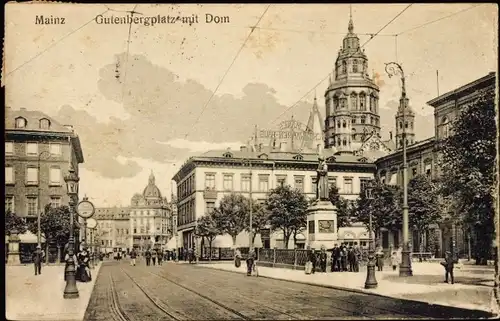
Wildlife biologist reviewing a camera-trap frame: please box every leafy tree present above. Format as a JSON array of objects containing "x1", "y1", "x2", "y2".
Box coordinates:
[
  {"x1": 195, "y1": 213, "x2": 220, "y2": 262},
  {"x1": 5, "y1": 209, "x2": 27, "y2": 236},
  {"x1": 328, "y1": 186, "x2": 353, "y2": 228},
  {"x1": 28, "y1": 204, "x2": 75, "y2": 263},
  {"x1": 354, "y1": 181, "x2": 402, "y2": 243},
  {"x1": 212, "y1": 194, "x2": 248, "y2": 248},
  {"x1": 265, "y1": 185, "x2": 309, "y2": 249},
  {"x1": 244, "y1": 201, "x2": 269, "y2": 245},
  {"x1": 408, "y1": 175, "x2": 442, "y2": 255},
  {"x1": 440, "y1": 89, "x2": 496, "y2": 264}
]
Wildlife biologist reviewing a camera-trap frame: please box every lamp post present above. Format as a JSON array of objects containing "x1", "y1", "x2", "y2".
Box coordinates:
[
  {"x1": 63, "y1": 164, "x2": 79, "y2": 299},
  {"x1": 37, "y1": 150, "x2": 51, "y2": 259},
  {"x1": 385, "y1": 61, "x2": 413, "y2": 277},
  {"x1": 364, "y1": 184, "x2": 378, "y2": 289},
  {"x1": 245, "y1": 158, "x2": 254, "y2": 253}
]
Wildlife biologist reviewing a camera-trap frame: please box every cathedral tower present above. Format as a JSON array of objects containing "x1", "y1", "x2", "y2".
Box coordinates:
[
  {"x1": 324, "y1": 11, "x2": 381, "y2": 152},
  {"x1": 395, "y1": 94, "x2": 415, "y2": 149}
]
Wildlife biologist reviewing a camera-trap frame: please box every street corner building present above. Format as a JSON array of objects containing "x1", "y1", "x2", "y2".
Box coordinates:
[
  {"x1": 5, "y1": 107, "x2": 84, "y2": 264},
  {"x1": 171, "y1": 12, "x2": 497, "y2": 261},
  {"x1": 93, "y1": 206, "x2": 131, "y2": 254}
]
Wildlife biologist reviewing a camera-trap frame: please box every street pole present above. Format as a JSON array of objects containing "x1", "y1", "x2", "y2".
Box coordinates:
[
  {"x1": 364, "y1": 185, "x2": 378, "y2": 289},
  {"x1": 385, "y1": 62, "x2": 413, "y2": 277},
  {"x1": 249, "y1": 159, "x2": 254, "y2": 253},
  {"x1": 64, "y1": 165, "x2": 79, "y2": 299},
  {"x1": 37, "y1": 150, "x2": 50, "y2": 261}
]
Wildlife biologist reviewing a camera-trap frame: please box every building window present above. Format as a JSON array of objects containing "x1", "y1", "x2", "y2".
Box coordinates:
[
  {"x1": 5, "y1": 166, "x2": 14, "y2": 184},
  {"x1": 359, "y1": 178, "x2": 371, "y2": 194},
  {"x1": 223, "y1": 174, "x2": 233, "y2": 191},
  {"x1": 411, "y1": 168, "x2": 418, "y2": 177},
  {"x1": 294, "y1": 176, "x2": 304, "y2": 192},
  {"x1": 311, "y1": 176, "x2": 317, "y2": 195},
  {"x1": 342, "y1": 120, "x2": 347, "y2": 128},
  {"x1": 26, "y1": 143, "x2": 38, "y2": 156},
  {"x1": 5, "y1": 196, "x2": 14, "y2": 212},
  {"x1": 276, "y1": 175, "x2": 287, "y2": 187},
  {"x1": 26, "y1": 167, "x2": 38, "y2": 185},
  {"x1": 206, "y1": 202, "x2": 215, "y2": 215},
  {"x1": 328, "y1": 176, "x2": 337, "y2": 189},
  {"x1": 350, "y1": 93, "x2": 357, "y2": 110},
  {"x1": 425, "y1": 163, "x2": 432, "y2": 178},
  {"x1": 441, "y1": 116, "x2": 450, "y2": 139},
  {"x1": 50, "y1": 167, "x2": 61, "y2": 185},
  {"x1": 205, "y1": 173, "x2": 215, "y2": 189},
  {"x1": 48, "y1": 143, "x2": 62, "y2": 156},
  {"x1": 352, "y1": 59, "x2": 358, "y2": 73},
  {"x1": 359, "y1": 94, "x2": 366, "y2": 110},
  {"x1": 259, "y1": 175, "x2": 269, "y2": 192},
  {"x1": 39, "y1": 118, "x2": 51, "y2": 129},
  {"x1": 5, "y1": 142, "x2": 14, "y2": 155},
  {"x1": 342, "y1": 61, "x2": 347, "y2": 73},
  {"x1": 27, "y1": 196, "x2": 38, "y2": 216},
  {"x1": 15, "y1": 117, "x2": 27, "y2": 128},
  {"x1": 340, "y1": 98, "x2": 347, "y2": 109},
  {"x1": 241, "y1": 174, "x2": 251, "y2": 192},
  {"x1": 50, "y1": 197, "x2": 61, "y2": 208},
  {"x1": 343, "y1": 178, "x2": 353, "y2": 194}
]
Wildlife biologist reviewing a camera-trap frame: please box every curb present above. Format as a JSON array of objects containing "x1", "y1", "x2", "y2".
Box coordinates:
[
  {"x1": 80, "y1": 261, "x2": 103, "y2": 321},
  {"x1": 197, "y1": 264, "x2": 496, "y2": 317}
]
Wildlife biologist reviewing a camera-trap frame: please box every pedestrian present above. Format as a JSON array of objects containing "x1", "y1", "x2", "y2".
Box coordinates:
[
  {"x1": 333, "y1": 244, "x2": 341, "y2": 271},
  {"x1": 441, "y1": 251, "x2": 455, "y2": 284},
  {"x1": 319, "y1": 246, "x2": 327, "y2": 272},
  {"x1": 188, "y1": 248, "x2": 194, "y2": 264},
  {"x1": 77, "y1": 246, "x2": 91, "y2": 282},
  {"x1": 130, "y1": 249, "x2": 137, "y2": 266},
  {"x1": 151, "y1": 249, "x2": 157, "y2": 266},
  {"x1": 307, "y1": 247, "x2": 316, "y2": 274},
  {"x1": 348, "y1": 246, "x2": 355, "y2": 272},
  {"x1": 376, "y1": 245, "x2": 384, "y2": 271},
  {"x1": 353, "y1": 242, "x2": 361, "y2": 272},
  {"x1": 391, "y1": 251, "x2": 398, "y2": 271},
  {"x1": 157, "y1": 250, "x2": 163, "y2": 265},
  {"x1": 145, "y1": 248, "x2": 151, "y2": 266},
  {"x1": 340, "y1": 244, "x2": 347, "y2": 272},
  {"x1": 331, "y1": 244, "x2": 338, "y2": 272},
  {"x1": 235, "y1": 248, "x2": 242, "y2": 268},
  {"x1": 246, "y1": 250, "x2": 256, "y2": 276},
  {"x1": 32, "y1": 245, "x2": 44, "y2": 276}
]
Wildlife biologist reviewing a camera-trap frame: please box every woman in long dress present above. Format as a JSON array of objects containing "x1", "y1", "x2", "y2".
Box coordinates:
[{"x1": 77, "y1": 246, "x2": 91, "y2": 282}]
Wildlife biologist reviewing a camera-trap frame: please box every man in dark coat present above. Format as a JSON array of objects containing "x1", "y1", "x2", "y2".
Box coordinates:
[
  {"x1": 145, "y1": 248, "x2": 151, "y2": 266},
  {"x1": 340, "y1": 244, "x2": 348, "y2": 272},
  {"x1": 348, "y1": 246, "x2": 356, "y2": 272},
  {"x1": 319, "y1": 247, "x2": 327, "y2": 272},
  {"x1": 246, "y1": 250, "x2": 256, "y2": 276},
  {"x1": 443, "y1": 251, "x2": 455, "y2": 284},
  {"x1": 333, "y1": 244, "x2": 341, "y2": 272},
  {"x1": 308, "y1": 249, "x2": 317, "y2": 274},
  {"x1": 32, "y1": 245, "x2": 44, "y2": 276}
]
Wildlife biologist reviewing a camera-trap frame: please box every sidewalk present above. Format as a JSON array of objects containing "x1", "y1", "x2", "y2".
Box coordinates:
[
  {"x1": 197, "y1": 261, "x2": 497, "y2": 315},
  {"x1": 6, "y1": 262, "x2": 102, "y2": 321}
]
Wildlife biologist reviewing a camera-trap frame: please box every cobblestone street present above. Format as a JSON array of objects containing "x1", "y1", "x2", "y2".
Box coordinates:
[{"x1": 83, "y1": 261, "x2": 493, "y2": 320}]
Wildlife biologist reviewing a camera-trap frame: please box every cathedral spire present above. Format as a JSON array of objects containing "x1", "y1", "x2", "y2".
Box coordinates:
[{"x1": 348, "y1": 5, "x2": 354, "y2": 33}]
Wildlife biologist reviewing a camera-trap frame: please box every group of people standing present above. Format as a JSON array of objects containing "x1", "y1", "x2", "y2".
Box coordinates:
[{"x1": 307, "y1": 243, "x2": 362, "y2": 274}]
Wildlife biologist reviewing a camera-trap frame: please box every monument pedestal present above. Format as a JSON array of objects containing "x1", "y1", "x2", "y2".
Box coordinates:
[
  {"x1": 7, "y1": 234, "x2": 21, "y2": 265},
  {"x1": 306, "y1": 200, "x2": 338, "y2": 250}
]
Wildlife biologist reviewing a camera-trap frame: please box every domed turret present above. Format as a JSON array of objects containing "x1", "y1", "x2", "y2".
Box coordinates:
[{"x1": 143, "y1": 170, "x2": 162, "y2": 199}]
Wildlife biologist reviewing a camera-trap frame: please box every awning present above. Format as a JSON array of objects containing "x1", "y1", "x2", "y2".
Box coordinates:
[{"x1": 18, "y1": 231, "x2": 45, "y2": 243}]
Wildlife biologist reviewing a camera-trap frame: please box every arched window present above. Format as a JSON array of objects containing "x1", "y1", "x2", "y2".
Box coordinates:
[
  {"x1": 343, "y1": 139, "x2": 347, "y2": 146},
  {"x1": 405, "y1": 121, "x2": 409, "y2": 128},
  {"x1": 337, "y1": 139, "x2": 341, "y2": 146},
  {"x1": 359, "y1": 94, "x2": 366, "y2": 110},
  {"x1": 353, "y1": 59, "x2": 358, "y2": 73},
  {"x1": 337, "y1": 121, "x2": 341, "y2": 128},
  {"x1": 399, "y1": 122, "x2": 403, "y2": 129},
  {"x1": 350, "y1": 93, "x2": 357, "y2": 110},
  {"x1": 333, "y1": 97, "x2": 339, "y2": 110},
  {"x1": 352, "y1": 117, "x2": 356, "y2": 124},
  {"x1": 361, "y1": 116, "x2": 366, "y2": 124},
  {"x1": 342, "y1": 61, "x2": 347, "y2": 74},
  {"x1": 369, "y1": 95, "x2": 374, "y2": 111},
  {"x1": 15, "y1": 117, "x2": 27, "y2": 128},
  {"x1": 442, "y1": 116, "x2": 450, "y2": 138},
  {"x1": 342, "y1": 120, "x2": 347, "y2": 128},
  {"x1": 39, "y1": 118, "x2": 51, "y2": 129},
  {"x1": 340, "y1": 98, "x2": 347, "y2": 109}
]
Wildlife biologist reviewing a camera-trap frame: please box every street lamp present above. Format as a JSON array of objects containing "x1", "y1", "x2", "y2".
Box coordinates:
[
  {"x1": 245, "y1": 158, "x2": 254, "y2": 253},
  {"x1": 385, "y1": 61, "x2": 413, "y2": 277},
  {"x1": 37, "y1": 150, "x2": 51, "y2": 258},
  {"x1": 63, "y1": 164, "x2": 79, "y2": 299},
  {"x1": 364, "y1": 184, "x2": 378, "y2": 289}
]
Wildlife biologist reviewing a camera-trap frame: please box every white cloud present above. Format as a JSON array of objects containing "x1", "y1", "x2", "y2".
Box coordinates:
[{"x1": 158, "y1": 138, "x2": 244, "y2": 153}]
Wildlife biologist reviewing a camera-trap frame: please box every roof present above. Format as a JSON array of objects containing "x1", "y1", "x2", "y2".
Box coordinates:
[
  {"x1": 5, "y1": 107, "x2": 84, "y2": 163},
  {"x1": 94, "y1": 207, "x2": 131, "y2": 220},
  {"x1": 427, "y1": 72, "x2": 496, "y2": 107},
  {"x1": 375, "y1": 137, "x2": 436, "y2": 164}
]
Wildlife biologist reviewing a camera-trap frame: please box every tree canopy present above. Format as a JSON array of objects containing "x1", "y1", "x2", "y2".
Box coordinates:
[
  {"x1": 439, "y1": 89, "x2": 496, "y2": 263},
  {"x1": 328, "y1": 185, "x2": 353, "y2": 228},
  {"x1": 195, "y1": 213, "x2": 220, "y2": 260},
  {"x1": 28, "y1": 204, "x2": 75, "y2": 246},
  {"x1": 244, "y1": 201, "x2": 269, "y2": 243},
  {"x1": 408, "y1": 174, "x2": 442, "y2": 232},
  {"x1": 211, "y1": 194, "x2": 248, "y2": 247},
  {"x1": 5, "y1": 210, "x2": 27, "y2": 236},
  {"x1": 354, "y1": 181, "x2": 402, "y2": 239},
  {"x1": 265, "y1": 185, "x2": 309, "y2": 249}
]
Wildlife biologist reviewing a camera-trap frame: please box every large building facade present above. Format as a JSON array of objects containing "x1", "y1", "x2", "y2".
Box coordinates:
[
  {"x1": 5, "y1": 107, "x2": 84, "y2": 262},
  {"x1": 94, "y1": 207, "x2": 131, "y2": 253},
  {"x1": 172, "y1": 146, "x2": 375, "y2": 251},
  {"x1": 129, "y1": 172, "x2": 173, "y2": 251}
]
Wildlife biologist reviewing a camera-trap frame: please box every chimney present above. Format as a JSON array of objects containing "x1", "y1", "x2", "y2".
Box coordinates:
[
  {"x1": 389, "y1": 131, "x2": 393, "y2": 140},
  {"x1": 280, "y1": 142, "x2": 287, "y2": 152},
  {"x1": 240, "y1": 145, "x2": 247, "y2": 152}
]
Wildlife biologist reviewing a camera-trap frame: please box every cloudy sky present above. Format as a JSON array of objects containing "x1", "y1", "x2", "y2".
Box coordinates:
[{"x1": 4, "y1": 3, "x2": 497, "y2": 207}]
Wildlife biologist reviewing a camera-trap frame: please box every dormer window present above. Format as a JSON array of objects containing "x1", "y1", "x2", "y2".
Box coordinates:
[
  {"x1": 15, "y1": 117, "x2": 27, "y2": 128},
  {"x1": 39, "y1": 118, "x2": 51, "y2": 129},
  {"x1": 358, "y1": 157, "x2": 368, "y2": 163},
  {"x1": 293, "y1": 154, "x2": 303, "y2": 160},
  {"x1": 258, "y1": 153, "x2": 268, "y2": 159},
  {"x1": 223, "y1": 151, "x2": 233, "y2": 158}
]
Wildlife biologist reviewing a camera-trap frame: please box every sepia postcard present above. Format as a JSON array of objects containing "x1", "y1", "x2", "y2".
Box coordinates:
[{"x1": 3, "y1": 2, "x2": 499, "y2": 321}]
